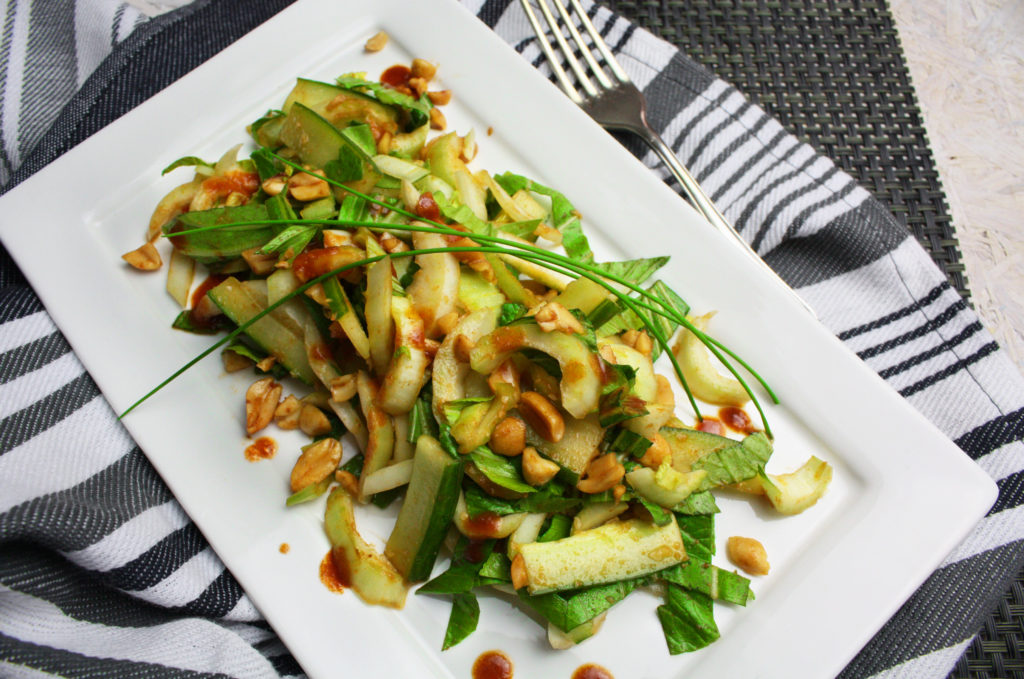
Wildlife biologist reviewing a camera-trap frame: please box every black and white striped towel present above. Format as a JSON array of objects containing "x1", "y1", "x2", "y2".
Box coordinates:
[{"x1": 1, "y1": 0, "x2": 1021, "y2": 677}]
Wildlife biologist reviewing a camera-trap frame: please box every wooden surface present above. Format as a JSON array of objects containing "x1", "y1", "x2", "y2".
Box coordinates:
[{"x1": 889, "y1": 0, "x2": 1024, "y2": 375}]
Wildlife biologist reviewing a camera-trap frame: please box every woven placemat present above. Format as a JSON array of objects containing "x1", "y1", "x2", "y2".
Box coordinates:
[{"x1": 602, "y1": 1, "x2": 1024, "y2": 677}]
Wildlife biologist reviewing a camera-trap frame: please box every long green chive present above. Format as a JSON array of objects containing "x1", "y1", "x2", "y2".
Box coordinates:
[{"x1": 135, "y1": 152, "x2": 778, "y2": 435}]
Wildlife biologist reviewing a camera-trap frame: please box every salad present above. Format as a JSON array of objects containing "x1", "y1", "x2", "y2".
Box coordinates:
[{"x1": 123, "y1": 46, "x2": 832, "y2": 656}]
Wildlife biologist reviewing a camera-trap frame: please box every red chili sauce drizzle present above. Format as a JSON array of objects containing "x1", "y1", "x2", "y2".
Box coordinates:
[
  {"x1": 572, "y1": 664, "x2": 614, "y2": 679},
  {"x1": 201, "y1": 171, "x2": 259, "y2": 197},
  {"x1": 463, "y1": 512, "x2": 501, "y2": 540},
  {"x1": 183, "y1": 274, "x2": 228, "y2": 331},
  {"x1": 472, "y1": 650, "x2": 513, "y2": 679},
  {"x1": 380, "y1": 64, "x2": 412, "y2": 91},
  {"x1": 319, "y1": 550, "x2": 348, "y2": 594},
  {"x1": 191, "y1": 274, "x2": 226, "y2": 307},
  {"x1": 719, "y1": 406, "x2": 757, "y2": 435},
  {"x1": 695, "y1": 416, "x2": 724, "y2": 435},
  {"x1": 414, "y1": 191, "x2": 441, "y2": 222},
  {"x1": 464, "y1": 539, "x2": 490, "y2": 564},
  {"x1": 244, "y1": 436, "x2": 277, "y2": 462}
]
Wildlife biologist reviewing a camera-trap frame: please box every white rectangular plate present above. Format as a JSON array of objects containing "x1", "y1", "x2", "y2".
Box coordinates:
[{"x1": 0, "y1": 0, "x2": 996, "y2": 677}]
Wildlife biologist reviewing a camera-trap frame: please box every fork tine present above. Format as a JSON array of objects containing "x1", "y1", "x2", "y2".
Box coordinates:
[
  {"x1": 549, "y1": 0, "x2": 613, "y2": 90},
  {"x1": 519, "y1": 0, "x2": 584, "y2": 103},
  {"x1": 533, "y1": 0, "x2": 600, "y2": 98},
  {"x1": 566, "y1": 0, "x2": 630, "y2": 83}
]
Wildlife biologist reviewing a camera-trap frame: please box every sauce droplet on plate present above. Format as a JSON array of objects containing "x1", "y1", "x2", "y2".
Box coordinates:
[
  {"x1": 381, "y1": 64, "x2": 412, "y2": 89},
  {"x1": 719, "y1": 406, "x2": 756, "y2": 435},
  {"x1": 319, "y1": 550, "x2": 347, "y2": 594},
  {"x1": 696, "y1": 416, "x2": 724, "y2": 435},
  {"x1": 572, "y1": 664, "x2": 614, "y2": 679},
  {"x1": 244, "y1": 436, "x2": 277, "y2": 461},
  {"x1": 472, "y1": 650, "x2": 513, "y2": 679}
]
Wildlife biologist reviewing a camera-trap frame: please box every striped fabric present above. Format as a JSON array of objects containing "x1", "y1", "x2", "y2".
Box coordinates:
[{"x1": 0, "y1": 0, "x2": 1021, "y2": 677}]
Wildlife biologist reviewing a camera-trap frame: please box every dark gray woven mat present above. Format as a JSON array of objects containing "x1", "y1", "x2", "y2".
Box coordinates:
[{"x1": 603, "y1": 1, "x2": 1024, "y2": 677}]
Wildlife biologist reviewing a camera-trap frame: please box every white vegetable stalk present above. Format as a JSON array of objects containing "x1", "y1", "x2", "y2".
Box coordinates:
[
  {"x1": 165, "y1": 248, "x2": 194, "y2": 308},
  {"x1": 361, "y1": 459, "x2": 414, "y2": 496}
]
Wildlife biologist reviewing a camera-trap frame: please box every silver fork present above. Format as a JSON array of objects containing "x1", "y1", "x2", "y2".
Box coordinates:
[{"x1": 519, "y1": 0, "x2": 814, "y2": 315}]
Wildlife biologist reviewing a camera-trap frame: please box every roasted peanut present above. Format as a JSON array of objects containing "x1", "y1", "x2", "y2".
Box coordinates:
[
  {"x1": 241, "y1": 247, "x2": 277, "y2": 275},
  {"x1": 261, "y1": 175, "x2": 286, "y2": 196},
  {"x1": 435, "y1": 310, "x2": 460, "y2": 336},
  {"x1": 429, "y1": 107, "x2": 447, "y2": 131},
  {"x1": 329, "y1": 374, "x2": 358, "y2": 402},
  {"x1": 290, "y1": 438, "x2": 343, "y2": 492},
  {"x1": 408, "y1": 76, "x2": 429, "y2": 98},
  {"x1": 453, "y1": 334, "x2": 475, "y2": 364},
  {"x1": 304, "y1": 283, "x2": 329, "y2": 307},
  {"x1": 511, "y1": 553, "x2": 527, "y2": 590},
  {"x1": 427, "y1": 90, "x2": 452, "y2": 106},
  {"x1": 299, "y1": 404, "x2": 332, "y2": 437},
  {"x1": 522, "y1": 446, "x2": 560, "y2": 486},
  {"x1": 654, "y1": 374, "x2": 675, "y2": 408},
  {"x1": 246, "y1": 377, "x2": 282, "y2": 435},
  {"x1": 255, "y1": 356, "x2": 277, "y2": 373},
  {"x1": 638, "y1": 433, "x2": 671, "y2": 469},
  {"x1": 621, "y1": 329, "x2": 653, "y2": 358},
  {"x1": 322, "y1": 229, "x2": 354, "y2": 248},
  {"x1": 487, "y1": 359, "x2": 521, "y2": 400},
  {"x1": 410, "y1": 58, "x2": 437, "y2": 81},
  {"x1": 335, "y1": 469, "x2": 360, "y2": 496},
  {"x1": 379, "y1": 231, "x2": 408, "y2": 254},
  {"x1": 490, "y1": 416, "x2": 527, "y2": 457},
  {"x1": 518, "y1": 391, "x2": 565, "y2": 443},
  {"x1": 222, "y1": 350, "x2": 252, "y2": 373},
  {"x1": 533, "y1": 223, "x2": 563, "y2": 246},
  {"x1": 122, "y1": 242, "x2": 162, "y2": 271},
  {"x1": 376, "y1": 131, "x2": 393, "y2": 155},
  {"x1": 364, "y1": 31, "x2": 388, "y2": 52},
  {"x1": 288, "y1": 170, "x2": 330, "y2": 201},
  {"x1": 274, "y1": 395, "x2": 301, "y2": 430},
  {"x1": 533, "y1": 301, "x2": 584, "y2": 335},
  {"x1": 577, "y1": 453, "x2": 625, "y2": 494},
  {"x1": 727, "y1": 536, "x2": 770, "y2": 576}
]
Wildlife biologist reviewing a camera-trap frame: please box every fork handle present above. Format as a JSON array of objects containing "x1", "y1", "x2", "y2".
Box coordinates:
[{"x1": 638, "y1": 128, "x2": 817, "y2": 317}]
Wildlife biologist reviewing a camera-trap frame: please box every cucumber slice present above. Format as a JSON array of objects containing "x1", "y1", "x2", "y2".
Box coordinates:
[
  {"x1": 206, "y1": 277, "x2": 315, "y2": 384},
  {"x1": 423, "y1": 131, "x2": 466, "y2": 187},
  {"x1": 527, "y1": 413, "x2": 603, "y2": 484},
  {"x1": 512, "y1": 516, "x2": 686, "y2": 595},
  {"x1": 278, "y1": 103, "x2": 380, "y2": 195},
  {"x1": 385, "y1": 435, "x2": 463, "y2": 582},
  {"x1": 470, "y1": 323, "x2": 604, "y2": 419},
  {"x1": 661, "y1": 426, "x2": 738, "y2": 472},
  {"x1": 283, "y1": 77, "x2": 399, "y2": 134},
  {"x1": 324, "y1": 488, "x2": 408, "y2": 608}
]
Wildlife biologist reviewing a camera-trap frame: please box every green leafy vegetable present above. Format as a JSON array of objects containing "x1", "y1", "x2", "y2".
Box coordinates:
[
  {"x1": 657, "y1": 585, "x2": 720, "y2": 654},
  {"x1": 498, "y1": 302, "x2": 528, "y2": 326},
  {"x1": 519, "y1": 578, "x2": 644, "y2": 633},
  {"x1": 469, "y1": 447, "x2": 536, "y2": 495},
  {"x1": 161, "y1": 155, "x2": 212, "y2": 175},
  {"x1": 660, "y1": 560, "x2": 752, "y2": 605},
  {"x1": 692, "y1": 432, "x2": 773, "y2": 490},
  {"x1": 442, "y1": 593, "x2": 480, "y2": 650}
]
